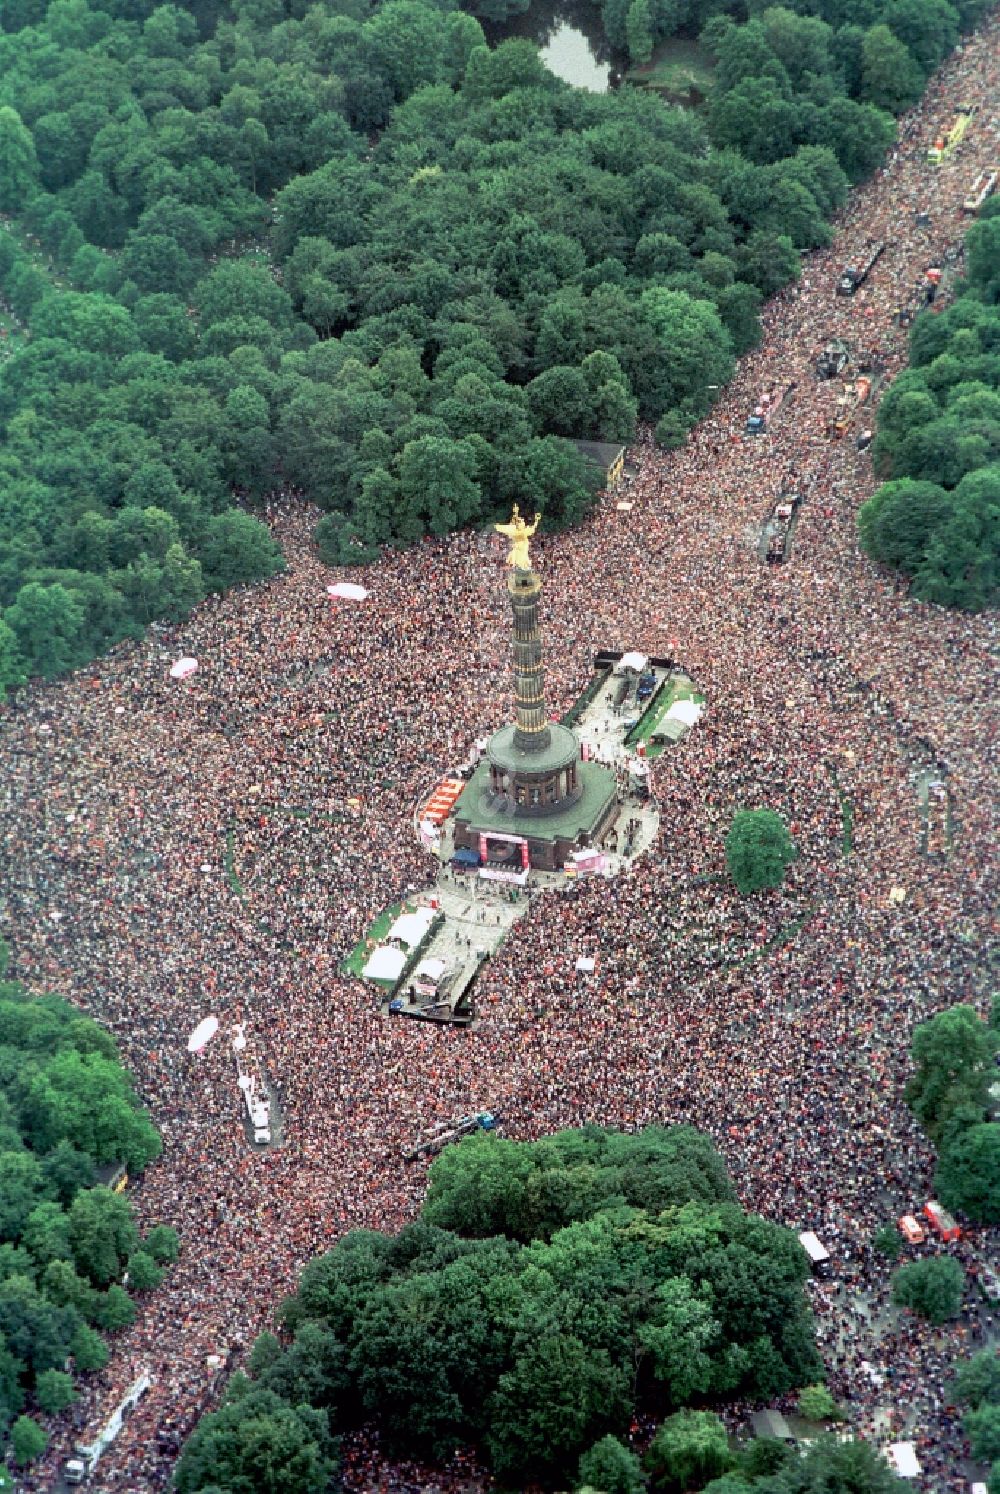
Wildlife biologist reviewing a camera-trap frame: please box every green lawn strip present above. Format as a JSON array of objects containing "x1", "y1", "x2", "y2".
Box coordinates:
[
  {"x1": 826, "y1": 762, "x2": 854, "y2": 858},
  {"x1": 342, "y1": 900, "x2": 417, "y2": 977},
  {"x1": 224, "y1": 826, "x2": 246, "y2": 899},
  {"x1": 561, "y1": 665, "x2": 611, "y2": 728},
  {"x1": 728, "y1": 903, "x2": 818, "y2": 969},
  {"x1": 627, "y1": 57, "x2": 714, "y2": 92},
  {"x1": 626, "y1": 676, "x2": 705, "y2": 751},
  {"x1": 840, "y1": 792, "x2": 854, "y2": 857},
  {"x1": 270, "y1": 804, "x2": 348, "y2": 825}
]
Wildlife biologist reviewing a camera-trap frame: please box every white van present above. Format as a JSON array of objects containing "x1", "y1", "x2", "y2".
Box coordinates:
[{"x1": 798, "y1": 1231, "x2": 832, "y2": 1278}]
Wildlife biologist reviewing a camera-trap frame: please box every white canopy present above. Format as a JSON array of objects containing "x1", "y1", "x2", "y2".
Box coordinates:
[
  {"x1": 887, "y1": 1443, "x2": 920, "y2": 1478},
  {"x1": 362, "y1": 946, "x2": 406, "y2": 982},
  {"x1": 666, "y1": 698, "x2": 704, "y2": 727},
  {"x1": 575, "y1": 956, "x2": 596, "y2": 973},
  {"x1": 615, "y1": 650, "x2": 648, "y2": 674},
  {"x1": 169, "y1": 657, "x2": 198, "y2": 680},
  {"x1": 187, "y1": 1015, "x2": 219, "y2": 1052},
  {"x1": 327, "y1": 582, "x2": 368, "y2": 601},
  {"x1": 388, "y1": 907, "x2": 436, "y2": 948}
]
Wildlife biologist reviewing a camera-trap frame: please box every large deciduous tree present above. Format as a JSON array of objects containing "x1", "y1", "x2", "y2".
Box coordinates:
[{"x1": 725, "y1": 810, "x2": 795, "y2": 894}]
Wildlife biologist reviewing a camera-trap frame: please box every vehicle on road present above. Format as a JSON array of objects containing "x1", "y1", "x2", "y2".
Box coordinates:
[
  {"x1": 898, "y1": 1214, "x2": 925, "y2": 1245},
  {"x1": 836, "y1": 241, "x2": 885, "y2": 296},
  {"x1": 798, "y1": 1230, "x2": 832, "y2": 1278},
  {"x1": 963, "y1": 167, "x2": 998, "y2": 214},
  {"x1": 923, "y1": 1199, "x2": 961, "y2": 1241},
  {"x1": 404, "y1": 1110, "x2": 497, "y2": 1162},
  {"x1": 927, "y1": 104, "x2": 975, "y2": 164},
  {"x1": 746, "y1": 380, "x2": 797, "y2": 435}
]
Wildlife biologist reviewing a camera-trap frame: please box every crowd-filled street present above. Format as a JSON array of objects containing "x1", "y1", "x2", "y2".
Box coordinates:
[{"x1": 1, "y1": 19, "x2": 998, "y2": 1491}]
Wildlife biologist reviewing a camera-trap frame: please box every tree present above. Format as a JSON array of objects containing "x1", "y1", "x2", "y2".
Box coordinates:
[
  {"x1": 197, "y1": 511, "x2": 284, "y2": 593},
  {"x1": 34, "y1": 1367, "x2": 76, "y2": 1413},
  {"x1": 143, "y1": 1225, "x2": 180, "y2": 1265},
  {"x1": 22, "y1": 1202, "x2": 73, "y2": 1270},
  {"x1": 638, "y1": 1276, "x2": 719, "y2": 1405},
  {"x1": 0, "y1": 107, "x2": 39, "y2": 212},
  {"x1": 95, "y1": 1284, "x2": 136, "y2": 1332},
  {"x1": 725, "y1": 810, "x2": 795, "y2": 894},
  {"x1": 248, "y1": 1331, "x2": 284, "y2": 1380},
  {"x1": 638, "y1": 290, "x2": 735, "y2": 420},
  {"x1": 797, "y1": 1384, "x2": 840, "y2": 1421},
  {"x1": 70, "y1": 1321, "x2": 109, "y2": 1373},
  {"x1": 935, "y1": 1123, "x2": 1000, "y2": 1224},
  {"x1": 0, "y1": 619, "x2": 26, "y2": 700},
  {"x1": 753, "y1": 1434, "x2": 907, "y2": 1491},
  {"x1": 397, "y1": 436, "x2": 482, "y2": 537},
  {"x1": 68, "y1": 1187, "x2": 139, "y2": 1286},
  {"x1": 173, "y1": 1388, "x2": 336, "y2": 1494},
  {"x1": 626, "y1": 0, "x2": 654, "y2": 63},
  {"x1": 5, "y1": 581, "x2": 86, "y2": 678},
  {"x1": 966, "y1": 1404, "x2": 1000, "y2": 1465},
  {"x1": 125, "y1": 1250, "x2": 164, "y2": 1293},
  {"x1": 905, "y1": 1006, "x2": 994, "y2": 1145},
  {"x1": 646, "y1": 1410, "x2": 734, "y2": 1493},
  {"x1": 955, "y1": 1349, "x2": 1000, "y2": 1410},
  {"x1": 860, "y1": 25, "x2": 923, "y2": 112},
  {"x1": 891, "y1": 1257, "x2": 964, "y2": 1324},
  {"x1": 873, "y1": 1224, "x2": 902, "y2": 1260},
  {"x1": 314, "y1": 511, "x2": 377, "y2": 568},
  {"x1": 578, "y1": 1434, "x2": 645, "y2": 1494},
  {"x1": 858, "y1": 479, "x2": 950, "y2": 576},
  {"x1": 10, "y1": 1414, "x2": 47, "y2": 1466},
  {"x1": 487, "y1": 1335, "x2": 631, "y2": 1482},
  {"x1": 0, "y1": 1152, "x2": 46, "y2": 1242}
]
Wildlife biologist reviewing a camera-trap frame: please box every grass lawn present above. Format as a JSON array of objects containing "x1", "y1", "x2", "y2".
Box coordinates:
[
  {"x1": 626, "y1": 39, "x2": 715, "y2": 98},
  {"x1": 342, "y1": 900, "x2": 415, "y2": 977},
  {"x1": 628, "y1": 674, "x2": 705, "y2": 758}
]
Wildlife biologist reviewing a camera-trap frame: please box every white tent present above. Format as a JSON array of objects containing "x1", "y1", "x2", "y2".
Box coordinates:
[
  {"x1": 615, "y1": 650, "x2": 648, "y2": 675},
  {"x1": 665, "y1": 698, "x2": 704, "y2": 728},
  {"x1": 575, "y1": 956, "x2": 596, "y2": 973},
  {"x1": 387, "y1": 906, "x2": 436, "y2": 948},
  {"x1": 187, "y1": 1015, "x2": 219, "y2": 1052},
  {"x1": 169, "y1": 657, "x2": 198, "y2": 680},
  {"x1": 327, "y1": 582, "x2": 368, "y2": 601},
  {"x1": 887, "y1": 1443, "x2": 920, "y2": 1479},
  {"x1": 362, "y1": 946, "x2": 407, "y2": 982}
]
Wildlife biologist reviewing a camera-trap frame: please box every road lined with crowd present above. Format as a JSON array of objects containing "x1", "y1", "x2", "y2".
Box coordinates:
[{"x1": 1, "y1": 20, "x2": 998, "y2": 1491}]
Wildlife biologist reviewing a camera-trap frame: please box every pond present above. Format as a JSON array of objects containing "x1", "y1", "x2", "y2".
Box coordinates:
[
  {"x1": 486, "y1": 0, "x2": 617, "y2": 92},
  {"x1": 487, "y1": 1, "x2": 715, "y2": 100}
]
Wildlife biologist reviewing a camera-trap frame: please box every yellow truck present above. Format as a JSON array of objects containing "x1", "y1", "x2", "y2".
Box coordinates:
[{"x1": 927, "y1": 103, "x2": 976, "y2": 164}]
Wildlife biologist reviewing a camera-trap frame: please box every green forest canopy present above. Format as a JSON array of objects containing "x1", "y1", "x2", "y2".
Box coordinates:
[
  {"x1": 0, "y1": 0, "x2": 992, "y2": 694},
  {"x1": 175, "y1": 1125, "x2": 823, "y2": 1490},
  {"x1": 0, "y1": 957, "x2": 177, "y2": 1463},
  {"x1": 858, "y1": 205, "x2": 1000, "y2": 611}
]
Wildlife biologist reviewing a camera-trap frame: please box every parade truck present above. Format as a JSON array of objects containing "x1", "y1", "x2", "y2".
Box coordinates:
[
  {"x1": 764, "y1": 490, "x2": 803, "y2": 564},
  {"x1": 815, "y1": 339, "x2": 850, "y2": 379},
  {"x1": 836, "y1": 240, "x2": 885, "y2": 297},
  {"x1": 64, "y1": 1371, "x2": 152, "y2": 1483},
  {"x1": 745, "y1": 380, "x2": 797, "y2": 435},
  {"x1": 826, "y1": 374, "x2": 876, "y2": 440},
  {"x1": 963, "y1": 167, "x2": 998, "y2": 214},
  {"x1": 927, "y1": 103, "x2": 975, "y2": 164},
  {"x1": 403, "y1": 1110, "x2": 496, "y2": 1162}
]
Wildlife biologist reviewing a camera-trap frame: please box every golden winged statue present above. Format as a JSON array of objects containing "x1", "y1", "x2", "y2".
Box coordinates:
[{"x1": 494, "y1": 504, "x2": 541, "y2": 570}]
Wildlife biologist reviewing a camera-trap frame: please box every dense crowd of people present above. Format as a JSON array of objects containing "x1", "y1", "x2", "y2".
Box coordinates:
[{"x1": 1, "y1": 22, "x2": 998, "y2": 1492}]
